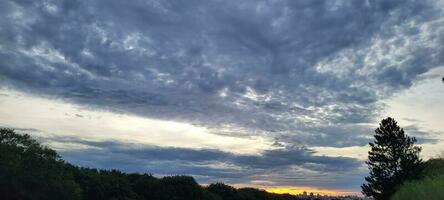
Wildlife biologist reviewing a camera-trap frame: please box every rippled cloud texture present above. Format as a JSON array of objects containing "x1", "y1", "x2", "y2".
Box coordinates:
[{"x1": 1, "y1": 0, "x2": 444, "y2": 192}]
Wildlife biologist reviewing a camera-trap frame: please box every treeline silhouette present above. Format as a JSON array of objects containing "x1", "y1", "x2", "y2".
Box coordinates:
[{"x1": 0, "y1": 128, "x2": 296, "y2": 200}]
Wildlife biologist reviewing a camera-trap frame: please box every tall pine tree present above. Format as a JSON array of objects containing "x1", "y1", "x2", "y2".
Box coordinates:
[{"x1": 362, "y1": 117, "x2": 422, "y2": 200}]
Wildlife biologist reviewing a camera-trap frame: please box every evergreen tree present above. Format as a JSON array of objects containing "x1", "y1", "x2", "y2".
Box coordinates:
[{"x1": 362, "y1": 117, "x2": 422, "y2": 200}]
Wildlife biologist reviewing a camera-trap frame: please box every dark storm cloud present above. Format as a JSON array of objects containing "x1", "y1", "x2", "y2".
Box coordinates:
[{"x1": 1, "y1": 0, "x2": 443, "y2": 144}]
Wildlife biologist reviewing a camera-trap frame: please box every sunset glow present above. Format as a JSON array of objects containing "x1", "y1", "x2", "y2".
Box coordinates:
[{"x1": 265, "y1": 187, "x2": 359, "y2": 196}]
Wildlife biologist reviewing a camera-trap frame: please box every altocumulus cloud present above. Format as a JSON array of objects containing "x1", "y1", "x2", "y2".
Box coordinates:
[{"x1": 1, "y1": 0, "x2": 444, "y2": 192}]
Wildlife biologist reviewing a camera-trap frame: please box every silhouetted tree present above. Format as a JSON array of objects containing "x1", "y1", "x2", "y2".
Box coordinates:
[
  {"x1": 0, "y1": 128, "x2": 81, "y2": 200},
  {"x1": 361, "y1": 117, "x2": 422, "y2": 200},
  {"x1": 207, "y1": 183, "x2": 238, "y2": 200}
]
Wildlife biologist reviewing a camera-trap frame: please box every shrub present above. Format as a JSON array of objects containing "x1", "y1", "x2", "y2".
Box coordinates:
[{"x1": 390, "y1": 175, "x2": 444, "y2": 200}]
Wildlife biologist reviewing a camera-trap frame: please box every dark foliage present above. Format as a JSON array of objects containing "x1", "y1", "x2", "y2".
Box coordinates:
[
  {"x1": 361, "y1": 117, "x2": 422, "y2": 200},
  {"x1": 391, "y1": 158, "x2": 444, "y2": 200},
  {"x1": 0, "y1": 128, "x2": 298, "y2": 200},
  {"x1": 420, "y1": 158, "x2": 444, "y2": 178},
  {"x1": 207, "y1": 183, "x2": 296, "y2": 200},
  {"x1": 0, "y1": 128, "x2": 81, "y2": 200}
]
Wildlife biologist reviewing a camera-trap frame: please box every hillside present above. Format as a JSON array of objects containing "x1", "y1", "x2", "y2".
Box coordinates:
[{"x1": 391, "y1": 158, "x2": 444, "y2": 200}]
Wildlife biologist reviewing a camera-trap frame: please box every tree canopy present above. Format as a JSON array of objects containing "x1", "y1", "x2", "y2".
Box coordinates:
[{"x1": 361, "y1": 117, "x2": 422, "y2": 200}]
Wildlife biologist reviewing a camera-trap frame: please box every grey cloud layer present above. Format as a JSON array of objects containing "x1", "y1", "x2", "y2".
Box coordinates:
[
  {"x1": 1, "y1": 0, "x2": 443, "y2": 146},
  {"x1": 39, "y1": 135, "x2": 363, "y2": 189}
]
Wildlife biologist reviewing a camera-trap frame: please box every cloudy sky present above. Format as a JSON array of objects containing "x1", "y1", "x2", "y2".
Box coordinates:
[{"x1": 1, "y1": 0, "x2": 444, "y2": 195}]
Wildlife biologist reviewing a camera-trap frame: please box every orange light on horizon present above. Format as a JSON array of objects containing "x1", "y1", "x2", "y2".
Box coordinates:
[{"x1": 265, "y1": 186, "x2": 359, "y2": 196}]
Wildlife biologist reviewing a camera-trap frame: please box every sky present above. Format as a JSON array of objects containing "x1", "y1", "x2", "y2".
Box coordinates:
[{"x1": 1, "y1": 0, "x2": 444, "y2": 195}]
